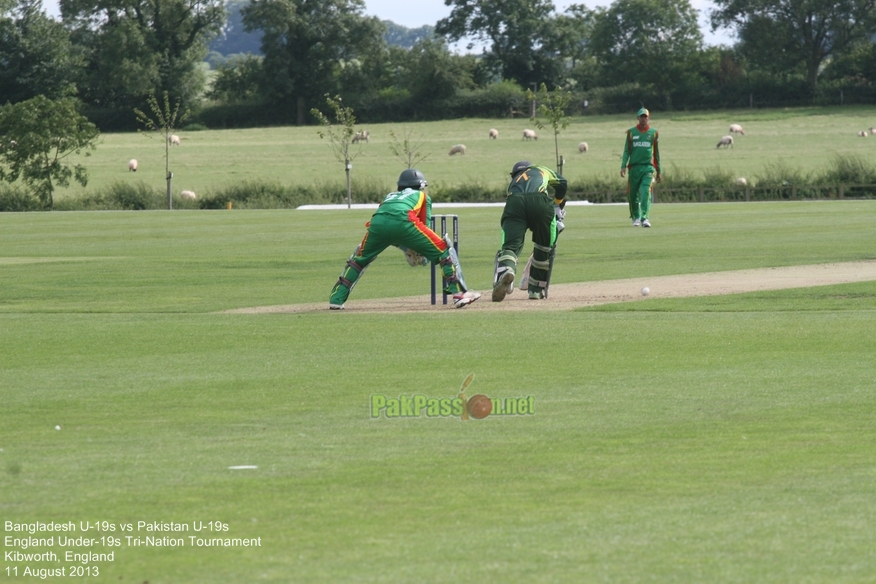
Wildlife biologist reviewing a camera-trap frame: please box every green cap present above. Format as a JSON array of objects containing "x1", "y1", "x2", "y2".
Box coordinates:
[{"x1": 637, "y1": 107, "x2": 650, "y2": 117}]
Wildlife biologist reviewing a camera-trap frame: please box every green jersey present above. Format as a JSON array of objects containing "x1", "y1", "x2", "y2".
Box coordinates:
[
  {"x1": 507, "y1": 165, "x2": 568, "y2": 205},
  {"x1": 621, "y1": 125, "x2": 661, "y2": 175}
]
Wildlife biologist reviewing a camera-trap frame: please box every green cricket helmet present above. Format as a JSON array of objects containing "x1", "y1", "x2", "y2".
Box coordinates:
[{"x1": 397, "y1": 168, "x2": 427, "y2": 190}]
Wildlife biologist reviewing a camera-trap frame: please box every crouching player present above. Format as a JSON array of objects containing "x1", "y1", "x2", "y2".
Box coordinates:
[{"x1": 329, "y1": 169, "x2": 481, "y2": 310}]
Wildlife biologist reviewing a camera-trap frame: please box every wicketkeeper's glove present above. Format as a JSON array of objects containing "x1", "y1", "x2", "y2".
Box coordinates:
[{"x1": 401, "y1": 246, "x2": 428, "y2": 267}]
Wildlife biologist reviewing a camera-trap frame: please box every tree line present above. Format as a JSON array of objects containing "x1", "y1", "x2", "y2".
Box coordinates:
[{"x1": 1, "y1": 0, "x2": 876, "y2": 132}]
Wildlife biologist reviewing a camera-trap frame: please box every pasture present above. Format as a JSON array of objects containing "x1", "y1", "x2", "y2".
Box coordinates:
[
  {"x1": 2, "y1": 201, "x2": 876, "y2": 582},
  {"x1": 58, "y1": 105, "x2": 876, "y2": 202}
]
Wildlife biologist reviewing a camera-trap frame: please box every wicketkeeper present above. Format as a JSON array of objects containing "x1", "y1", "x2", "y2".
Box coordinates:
[
  {"x1": 329, "y1": 169, "x2": 481, "y2": 310},
  {"x1": 492, "y1": 161, "x2": 567, "y2": 301}
]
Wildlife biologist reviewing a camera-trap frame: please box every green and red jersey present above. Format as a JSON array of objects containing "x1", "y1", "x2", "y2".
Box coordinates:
[{"x1": 621, "y1": 124, "x2": 661, "y2": 175}]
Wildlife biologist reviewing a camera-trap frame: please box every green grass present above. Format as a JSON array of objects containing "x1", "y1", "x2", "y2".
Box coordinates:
[
  {"x1": 51, "y1": 105, "x2": 876, "y2": 203},
  {"x1": 2, "y1": 201, "x2": 876, "y2": 582}
]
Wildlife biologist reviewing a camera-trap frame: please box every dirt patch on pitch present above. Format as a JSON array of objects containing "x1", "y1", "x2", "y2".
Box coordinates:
[{"x1": 225, "y1": 260, "x2": 876, "y2": 315}]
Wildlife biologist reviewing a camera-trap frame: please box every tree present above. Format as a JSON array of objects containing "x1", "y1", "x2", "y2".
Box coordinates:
[
  {"x1": 387, "y1": 126, "x2": 430, "y2": 169},
  {"x1": 711, "y1": 0, "x2": 876, "y2": 91},
  {"x1": 527, "y1": 83, "x2": 572, "y2": 174},
  {"x1": 0, "y1": 96, "x2": 99, "y2": 209},
  {"x1": 589, "y1": 0, "x2": 703, "y2": 95},
  {"x1": 435, "y1": 0, "x2": 563, "y2": 88},
  {"x1": 243, "y1": 0, "x2": 386, "y2": 125},
  {"x1": 61, "y1": 0, "x2": 225, "y2": 109},
  {"x1": 0, "y1": 0, "x2": 82, "y2": 104},
  {"x1": 542, "y1": 4, "x2": 599, "y2": 89},
  {"x1": 134, "y1": 91, "x2": 189, "y2": 210},
  {"x1": 310, "y1": 95, "x2": 362, "y2": 208}
]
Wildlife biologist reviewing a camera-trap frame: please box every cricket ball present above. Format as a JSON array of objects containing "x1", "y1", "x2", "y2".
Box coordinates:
[
  {"x1": 466, "y1": 394, "x2": 492, "y2": 419},
  {"x1": 641, "y1": 287, "x2": 650, "y2": 296}
]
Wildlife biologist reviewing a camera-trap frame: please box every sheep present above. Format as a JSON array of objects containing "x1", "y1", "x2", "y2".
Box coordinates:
[
  {"x1": 857, "y1": 130, "x2": 869, "y2": 137},
  {"x1": 448, "y1": 144, "x2": 467, "y2": 156},
  {"x1": 352, "y1": 130, "x2": 369, "y2": 144},
  {"x1": 716, "y1": 135, "x2": 734, "y2": 148},
  {"x1": 180, "y1": 190, "x2": 196, "y2": 200},
  {"x1": 169, "y1": 134, "x2": 180, "y2": 146},
  {"x1": 729, "y1": 124, "x2": 745, "y2": 135},
  {"x1": 578, "y1": 141, "x2": 589, "y2": 153},
  {"x1": 870, "y1": 127, "x2": 876, "y2": 135},
  {"x1": 736, "y1": 177, "x2": 747, "y2": 186},
  {"x1": 489, "y1": 128, "x2": 499, "y2": 139},
  {"x1": 522, "y1": 129, "x2": 538, "y2": 141},
  {"x1": 128, "y1": 159, "x2": 138, "y2": 172}
]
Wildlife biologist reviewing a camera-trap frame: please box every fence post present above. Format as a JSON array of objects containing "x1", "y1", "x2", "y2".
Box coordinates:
[
  {"x1": 745, "y1": 187, "x2": 750, "y2": 202},
  {"x1": 839, "y1": 185, "x2": 844, "y2": 199},
  {"x1": 698, "y1": 187, "x2": 704, "y2": 202}
]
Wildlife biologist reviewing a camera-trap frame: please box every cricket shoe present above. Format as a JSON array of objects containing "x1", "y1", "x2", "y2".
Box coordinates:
[
  {"x1": 528, "y1": 290, "x2": 545, "y2": 300},
  {"x1": 491, "y1": 271, "x2": 515, "y2": 302},
  {"x1": 329, "y1": 304, "x2": 345, "y2": 310},
  {"x1": 642, "y1": 219, "x2": 651, "y2": 228},
  {"x1": 453, "y1": 291, "x2": 481, "y2": 308},
  {"x1": 632, "y1": 219, "x2": 641, "y2": 227}
]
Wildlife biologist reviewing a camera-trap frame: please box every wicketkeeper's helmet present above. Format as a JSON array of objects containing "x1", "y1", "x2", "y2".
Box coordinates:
[
  {"x1": 397, "y1": 168, "x2": 428, "y2": 190},
  {"x1": 510, "y1": 160, "x2": 532, "y2": 178}
]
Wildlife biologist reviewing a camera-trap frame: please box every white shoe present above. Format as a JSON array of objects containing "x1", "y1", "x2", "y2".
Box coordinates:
[
  {"x1": 642, "y1": 219, "x2": 651, "y2": 228},
  {"x1": 492, "y1": 271, "x2": 514, "y2": 302},
  {"x1": 632, "y1": 219, "x2": 641, "y2": 227},
  {"x1": 453, "y1": 291, "x2": 481, "y2": 308},
  {"x1": 329, "y1": 304, "x2": 345, "y2": 310}
]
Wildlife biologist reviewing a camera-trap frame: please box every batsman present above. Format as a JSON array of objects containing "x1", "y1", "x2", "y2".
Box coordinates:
[
  {"x1": 329, "y1": 169, "x2": 481, "y2": 310},
  {"x1": 492, "y1": 161, "x2": 567, "y2": 301}
]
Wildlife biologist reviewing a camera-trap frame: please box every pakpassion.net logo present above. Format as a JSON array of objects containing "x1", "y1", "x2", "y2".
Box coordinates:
[{"x1": 370, "y1": 374, "x2": 535, "y2": 420}]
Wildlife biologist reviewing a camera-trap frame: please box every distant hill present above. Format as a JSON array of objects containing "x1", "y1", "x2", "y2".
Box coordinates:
[{"x1": 207, "y1": 3, "x2": 435, "y2": 58}]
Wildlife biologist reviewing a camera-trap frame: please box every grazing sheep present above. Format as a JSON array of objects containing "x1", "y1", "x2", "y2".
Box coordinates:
[
  {"x1": 858, "y1": 130, "x2": 869, "y2": 137},
  {"x1": 729, "y1": 124, "x2": 745, "y2": 135},
  {"x1": 448, "y1": 144, "x2": 467, "y2": 156},
  {"x1": 128, "y1": 159, "x2": 138, "y2": 172},
  {"x1": 736, "y1": 177, "x2": 747, "y2": 186},
  {"x1": 169, "y1": 134, "x2": 180, "y2": 146},
  {"x1": 870, "y1": 127, "x2": 876, "y2": 135},
  {"x1": 180, "y1": 190, "x2": 196, "y2": 200},
  {"x1": 352, "y1": 130, "x2": 369, "y2": 144},
  {"x1": 578, "y1": 141, "x2": 589, "y2": 153},
  {"x1": 489, "y1": 128, "x2": 499, "y2": 139},
  {"x1": 716, "y1": 135, "x2": 734, "y2": 148},
  {"x1": 522, "y1": 129, "x2": 537, "y2": 141}
]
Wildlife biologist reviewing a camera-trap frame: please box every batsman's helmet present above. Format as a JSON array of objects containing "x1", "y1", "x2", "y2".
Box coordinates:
[
  {"x1": 397, "y1": 168, "x2": 428, "y2": 190},
  {"x1": 510, "y1": 160, "x2": 532, "y2": 178}
]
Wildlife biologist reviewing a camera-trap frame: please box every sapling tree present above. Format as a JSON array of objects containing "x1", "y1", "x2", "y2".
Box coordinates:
[
  {"x1": 134, "y1": 91, "x2": 189, "y2": 210},
  {"x1": 311, "y1": 94, "x2": 361, "y2": 208},
  {"x1": 387, "y1": 126, "x2": 431, "y2": 170},
  {"x1": 527, "y1": 83, "x2": 573, "y2": 175}
]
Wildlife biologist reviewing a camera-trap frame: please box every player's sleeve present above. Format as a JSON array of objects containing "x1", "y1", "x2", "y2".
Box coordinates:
[
  {"x1": 621, "y1": 130, "x2": 632, "y2": 169},
  {"x1": 551, "y1": 173, "x2": 568, "y2": 206},
  {"x1": 652, "y1": 131, "x2": 661, "y2": 175}
]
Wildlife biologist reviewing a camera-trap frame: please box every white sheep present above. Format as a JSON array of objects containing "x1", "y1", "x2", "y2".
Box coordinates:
[
  {"x1": 729, "y1": 124, "x2": 745, "y2": 135},
  {"x1": 869, "y1": 127, "x2": 876, "y2": 135},
  {"x1": 448, "y1": 144, "x2": 467, "y2": 156},
  {"x1": 352, "y1": 130, "x2": 369, "y2": 144},
  {"x1": 169, "y1": 134, "x2": 180, "y2": 146},
  {"x1": 736, "y1": 177, "x2": 747, "y2": 186},
  {"x1": 716, "y1": 135, "x2": 734, "y2": 148},
  {"x1": 522, "y1": 129, "x2": 537, "y2": 141},
  {"x1": 489, "y1": 128, "x2": 499, "y2": 139},
  {"x1": 180, "y1": 190, "x2": 196, "y2": 200},
  {"x1": 578, "y1": 142, "x2": 589, "y2": 153},
  {"x1": 128, "y1": 159, "x2": 138, "y2": 172},
  {"x1": 858, "y1": 130, "x2": 869, "y2": 137}
]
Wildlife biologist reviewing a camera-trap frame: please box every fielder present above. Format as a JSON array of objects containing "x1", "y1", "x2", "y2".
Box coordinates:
[
  {"x1": 329, "y1": 169, "x2": 481, "y2": 310},
  {"x1": 492, "y1": 161, "x2": 567, "y2": 301},
  {"x1": 621, "y1": 107, "x2": 661, "y2": 227}
]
